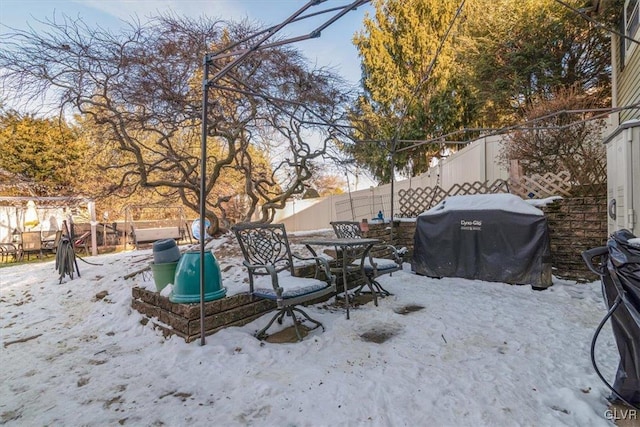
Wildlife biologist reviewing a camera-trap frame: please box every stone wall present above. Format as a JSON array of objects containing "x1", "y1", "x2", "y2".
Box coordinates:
[
  {"x1": 364, "y1": 221, "x2": 416, "y2": 259},
  {"x1": 132, "y1": 288, "x2": 274, "y2": 342},
  {"x1": 541, "y1": 196, "x2": 608, "y2": 282}
]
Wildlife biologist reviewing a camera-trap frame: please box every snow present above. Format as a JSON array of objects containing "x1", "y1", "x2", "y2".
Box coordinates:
[
  {"x1": 0, "y1": 233, "x2": 623, "y2": 426},
  {"x1": 420, "y1": 194, "x2": 545, "y2": 216},
  {"x1": 526, "y1": 196, "x2": 564, "y2": 207}
]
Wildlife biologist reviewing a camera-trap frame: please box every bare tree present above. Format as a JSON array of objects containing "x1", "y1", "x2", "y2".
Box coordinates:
[
  {"x1": 501, "y1": 85, "x2": 607, "y2": 189},
  {"x1": 0, "y1": 14, "x2": 352, "y2": 234}
]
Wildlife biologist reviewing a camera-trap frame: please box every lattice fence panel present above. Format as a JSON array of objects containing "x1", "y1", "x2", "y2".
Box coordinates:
[
  {"x1": 446, "y1": 179, "x2": 510, "y2": 198},
  {"x1": 397, "y1": 179, "x2": 510, "y2": 217},
  {"x1": 397, "y1": 187, "x2": 438, "y2": 218},
  {"x1": 336, "y1": 171, "x2": 603, "y2": 222},
  {"x1": 508, "y1": 172, "x2": 573, "y2": 199}
]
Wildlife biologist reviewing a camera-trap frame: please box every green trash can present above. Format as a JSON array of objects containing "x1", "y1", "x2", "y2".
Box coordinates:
[
  {"x1": 150, "y1": 261, "x2": 178, "y2": 292},
  {"x1": 170, "y1": 250, "x2": 226, "y2": 303}
]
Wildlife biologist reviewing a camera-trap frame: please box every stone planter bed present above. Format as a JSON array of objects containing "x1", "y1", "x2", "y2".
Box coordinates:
[
  {"x1": 131, "y1": 263, "x2": 365, "y2": 342},
  {"x1": 132, "y1": 287, "x2": 276, "y2": 342}
]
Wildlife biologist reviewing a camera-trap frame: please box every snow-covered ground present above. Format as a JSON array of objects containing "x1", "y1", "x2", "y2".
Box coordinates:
[{"x1": 0, "y1": 233, "x2": 622, "y2": 426}]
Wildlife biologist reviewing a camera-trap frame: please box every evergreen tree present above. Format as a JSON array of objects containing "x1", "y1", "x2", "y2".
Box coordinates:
[
  {"x1": 463, "y1": 0, "x2": 614, "y2": 125},
  {"x1": 348, "y1": 0, "x2": 616, "y2": 182},
  {"x1": 0, "y1": 111, "x2": 87, "y2": 196}
]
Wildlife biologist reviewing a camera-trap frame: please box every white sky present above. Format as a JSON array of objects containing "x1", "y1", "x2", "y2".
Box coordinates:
[{"x1": 0, "y1": 229, "x2": 625, "y2": 426}]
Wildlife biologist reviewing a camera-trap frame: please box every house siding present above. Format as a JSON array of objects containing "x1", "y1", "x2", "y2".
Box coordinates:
[
  {"x1": 618, "y1": 45, "x2": 640, "y2": 122},
  {"x1": 613, "y1": 25, "x2": 640, "y2": 123}
]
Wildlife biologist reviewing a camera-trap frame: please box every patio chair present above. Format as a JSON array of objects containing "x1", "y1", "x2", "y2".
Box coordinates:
[
  {"x1": 42, "y1": 230, "x2": 63, "y2": 257},
  {"x1": 232, "y1": 222, "x2": 336, "y2": 341},
  {"x1": 20, "y1": 231, "x2": 43, "y2": 260},
  {"x1": 330, "y1": 221, "x2": 407, "y2": 303},
  {"x1": 0, "y1": 243, "x2": 20, "y2": 263},
  {"x1": 73, "y1": 231, "x2": 91, "y2": 255}
]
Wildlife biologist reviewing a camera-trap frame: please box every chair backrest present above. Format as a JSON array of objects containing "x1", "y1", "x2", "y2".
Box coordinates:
[
  {"x1": 74, "y1": 231, "x2": 91, "y2": 244},
  {"x1": 42, "y1": 230, "x2": 63, "y2": 251},
  {"x1": 330, "y1": 221, "x2": 363, "y2": 239},
  {"x1": 232, "y1": 223, "x2": 295, "y2": 276},
  {"x1": 330, "y1": 221, "x2": 371, "y2": 260},
  {"x1": 21, "y1": 231, "x2": 42, "y2": 251},
  {"x1": 331, "y1": 221, "x2": 403, "y2": 269}
]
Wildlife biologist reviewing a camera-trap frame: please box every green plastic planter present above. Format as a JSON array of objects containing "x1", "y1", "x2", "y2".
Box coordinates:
[
  {"x1": 150, "y1": 261, "x2": 178, "y2": 292},
  {"x1": 170, "y1": 250, "x2": 226, "y2": 303}
]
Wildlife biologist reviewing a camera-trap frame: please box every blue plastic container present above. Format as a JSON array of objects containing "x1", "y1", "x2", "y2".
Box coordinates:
[{"x1": 170, "y1": 250, "x2": 226, "y2": 303}]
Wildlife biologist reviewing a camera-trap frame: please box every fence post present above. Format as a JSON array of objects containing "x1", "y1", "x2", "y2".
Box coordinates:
[{"x1": 88, "y1": 201, "x2": 98, "y2": 256}]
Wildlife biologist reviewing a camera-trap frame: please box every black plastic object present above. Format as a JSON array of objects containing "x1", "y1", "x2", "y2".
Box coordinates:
[{"x1": 583, "y1": 229, "x2": 640, "y2": 405}]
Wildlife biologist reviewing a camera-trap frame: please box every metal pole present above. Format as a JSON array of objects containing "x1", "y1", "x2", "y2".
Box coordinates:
[
  {"x1": 199, "y1": 59, "x2": 210, "y2": 346},
  {"x1": 88, "y1": 201, "x2": 98, "y2": 256},
  {"x1": 206, "y1": 0, "x2": 323, "y2": 86},
  {"x1": 389, "y1": 142, "x2": 395, "y2": 244}
]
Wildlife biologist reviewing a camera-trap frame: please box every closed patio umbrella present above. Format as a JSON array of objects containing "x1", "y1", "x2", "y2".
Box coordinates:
[{"x1": 24, "y1": 200, "x2": 39, "y2": 229}]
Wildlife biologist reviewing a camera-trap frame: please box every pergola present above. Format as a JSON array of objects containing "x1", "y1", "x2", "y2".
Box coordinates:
[{"x1": 0, "y1": 196, "x2": 98, "y2": 256}]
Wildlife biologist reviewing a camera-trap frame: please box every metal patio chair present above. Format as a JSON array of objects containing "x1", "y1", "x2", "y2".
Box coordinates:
[
  {"x1": 330, "y1": 221, "x2": 407, "y2": 303},
  {"x1": 20, "y1": 231, "x2": 43, "y2": 260},
  {"x1": 232, "y1": 222, "x2": 336, "y2": 341},
  {"x1": 0, "y1": 243, "x2": 20, "y2": 263}
]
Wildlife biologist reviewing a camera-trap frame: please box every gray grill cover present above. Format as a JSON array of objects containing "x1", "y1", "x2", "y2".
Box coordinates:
[{"x1": 412, "y1": 194, "x2": 552, "y2": 288}]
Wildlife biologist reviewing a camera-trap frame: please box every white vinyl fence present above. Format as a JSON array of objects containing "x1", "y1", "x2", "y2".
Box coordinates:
[{"x1": 275, "y1": 135, "x2": 509, "y2": 232}]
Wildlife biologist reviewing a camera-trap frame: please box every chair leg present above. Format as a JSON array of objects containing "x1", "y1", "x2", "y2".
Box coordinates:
[
  {"x1": 276, "y1": 309, "x2": 287, "y2": 325},
  {"x1": 290, "y1": 306, "x2": 324, "y2": 332},
  {"x1": 353, "y1": 277, "x2": 393, "y2": 306},
  {"x1": 370, "y1": 279, "x2": 392, "y2": 297},
  {"x1": 255, "y1": 306, "x2": 325, "y2": 342},
  {"x1": 255, "y1": 308, "x2": 286, "y2": 340},
  {"x1": 287, "y1": 307, "x2": 304, "y2": 342}
]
